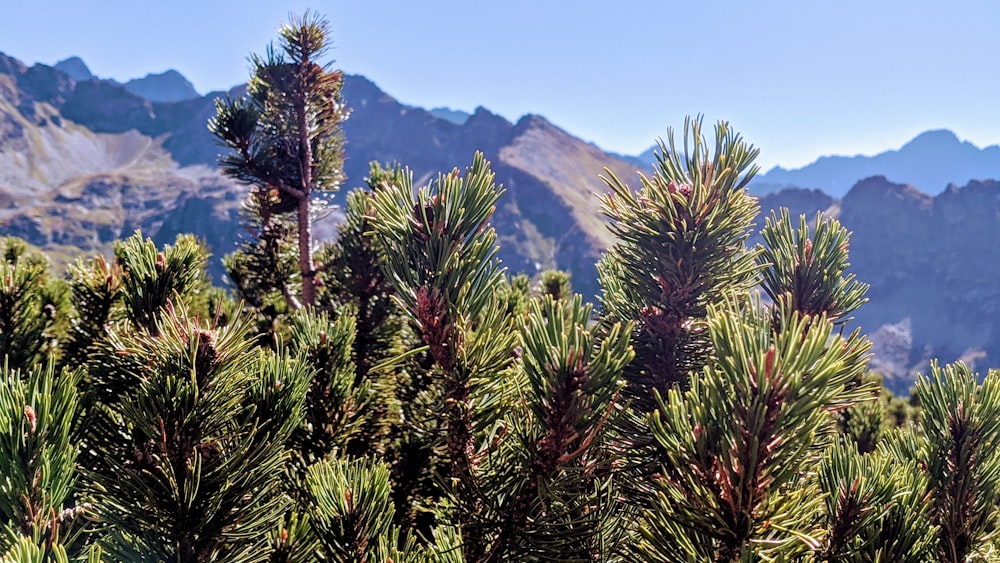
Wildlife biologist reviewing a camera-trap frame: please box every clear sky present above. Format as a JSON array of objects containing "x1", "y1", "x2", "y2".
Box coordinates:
[{"x1": 1, "y1": 1, "x2": 997, "y2": 171}]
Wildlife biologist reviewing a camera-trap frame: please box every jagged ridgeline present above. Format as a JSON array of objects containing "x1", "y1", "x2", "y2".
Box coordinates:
[
  {"x1": 6, "y1": 37, "x2": 1000, "y2": 387},
  {"x1": 3, "y1": 12, "x2": 1000, "y2": 563}
]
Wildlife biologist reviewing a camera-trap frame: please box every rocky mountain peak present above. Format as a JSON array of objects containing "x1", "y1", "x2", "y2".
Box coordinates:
[
  {"x1": 124, "y1": 69, "x2": 199, "y2": 103},
  {"x1": 53, "y1": 56, "x2": 93, "y2": 81},
  {"x1": 749, "y1": 130, "x2": 1000, "y2": 197}
]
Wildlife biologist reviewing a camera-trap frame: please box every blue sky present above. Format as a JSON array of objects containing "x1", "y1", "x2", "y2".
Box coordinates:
[{"x1": 1, "y1": 1, "x2": 997, "y2": 170}]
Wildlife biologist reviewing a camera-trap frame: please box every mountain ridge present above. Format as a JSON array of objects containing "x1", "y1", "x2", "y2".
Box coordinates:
[
  {"x1": 748, "y1": 129, "x2": 1000, "y2": 197},
  {"x1": 3, "y1": 51, "x2": 1000, "y2": 391},
  {"x1": 0, "y1": 51, "x2": 643, "y2": 298}
]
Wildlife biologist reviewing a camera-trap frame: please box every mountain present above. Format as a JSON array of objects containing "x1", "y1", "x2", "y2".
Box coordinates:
[
  {"x1": 4, "y1": 51, "x2": 1000, "y2": 391},
  {"x1": 53, "y1": 56, "x2": 93, "y2": 81},
  {"x1": 749, "y1": 130, "x2": 1000, "y2": 197},
  {"x1": 0, "y1": 52, "x2": 643, "y2": 298},
  {"x1": 0, "y1": 52, "x2": 242, "y2": 279},
  {"x1": 124, "y1": 70, "x2": 200, "y2": 103}
]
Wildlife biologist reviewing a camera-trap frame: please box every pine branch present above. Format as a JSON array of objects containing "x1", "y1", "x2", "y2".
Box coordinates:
[
  {"x1": 757, "y1": 209, "x2": 869, "y2": 327},
  {"x1": 911, "y1": 361, "x2": 1000, "y2": 562},
  {"x1": 368, "y1": 153, "x2": 516, "y2": 561},
  {"x1": 0, "y1": 360, "x2": 85, "y2": 554},
  {"x1": 598, "y1": 117, "x2": 761, "y2": 410},
  {"x1": 488, "y1": 295, "x2": 633, "y2": 560},
  {"x1": 635, "y1": 298, "x2": 870, "y2": 561},
  {"x1": 84, "y1": 307, "x2": 311, "y2": 561}
]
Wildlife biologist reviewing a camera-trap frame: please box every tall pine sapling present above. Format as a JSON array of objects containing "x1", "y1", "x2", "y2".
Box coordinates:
[{"x1": 211, "y1": 11, "x2": 348, "y2": 307}]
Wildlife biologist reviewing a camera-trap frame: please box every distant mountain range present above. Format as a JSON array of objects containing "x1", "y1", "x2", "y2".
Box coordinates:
[
  {"x1": 635, "y1": 130, "x2": 1000, "y2": 198},
  {"x1": 54, "y1": 56, "x2": 199, "y2": 103},
  {"x1": 757, "y1": 131, "x2": 1000, "y2": 197},
  {"x1": 1, "y1": 50, "x2": 999, "y2": 391}
]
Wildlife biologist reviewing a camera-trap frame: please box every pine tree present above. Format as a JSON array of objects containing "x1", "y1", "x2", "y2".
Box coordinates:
[
  {"x1": 284, "y1": 309, "x2": 369, "y2": 471},
  {"x1": 816, "y1": 443, "x2": 937, "y2": 561},
  {"x1": 0, "y1": 239, "x2": 63, "y2": 370},
  {"x1": 84, "y1": 306, "x2": 311, "y2": 561},
  {"x1": 317, "y1": 170, "x2": 403, "y2": 383},
  {"x1": 8, "y1": 22, "x2": 1000, "y2": 555},
  {"x1": 368, "y1": 153, "x2": 518, "y2": 560},
  {"x1": 113, "y1": 232, "x2": 210, "y2": 335},
  {"x1": 0, "y1": 361, "x2": 89, "y2": 556},
  {"x1": 211, "y1": 11, "x2": 348, "y2": 308},
  {"x1": 633, "y1": 299, "x2": 870, "y2": 561},
  {"x1": 598, "y1": 118, "x2": 761, "y2": 408}
]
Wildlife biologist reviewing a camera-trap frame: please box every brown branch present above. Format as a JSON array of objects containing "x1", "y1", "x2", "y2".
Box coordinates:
[{"x1": 558, "y1": 390, "x2": 620, "y2": 465}]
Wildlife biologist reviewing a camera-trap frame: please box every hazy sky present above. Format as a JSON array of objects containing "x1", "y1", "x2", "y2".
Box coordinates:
[{"x1": 1, "y1": 1, "x2": 997, "y2": 170}]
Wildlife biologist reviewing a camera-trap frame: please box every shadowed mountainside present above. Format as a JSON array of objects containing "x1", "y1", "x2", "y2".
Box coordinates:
[{"x1": 760, "y1": 177, "x2": 1000, "y2": 393}]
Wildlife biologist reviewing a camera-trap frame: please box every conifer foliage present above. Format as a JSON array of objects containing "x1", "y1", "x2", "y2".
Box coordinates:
[
  {"x1": 86, "y1": 307, "x2": 312, "y2": 561},
  {"x1": 0, "y1": 362, "x2": 86, "y2": 555},
  {"x1": 5, "y1": 12, "x2": 1000, "y2": 563},
  {"x1": 598, "y1": 118, "x2": 761, "y2": 409},
  {"x1": 367, "y1": 153, "x2": 518, "y2": 560}
]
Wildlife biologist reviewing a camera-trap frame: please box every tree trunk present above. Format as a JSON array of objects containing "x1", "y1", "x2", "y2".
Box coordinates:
[
  {"x1": 296, "y1": 50, "x2": 316, "y2": 307},
  {"x1": 297, "y1": 195, "x2": 316, "y2": 306}
]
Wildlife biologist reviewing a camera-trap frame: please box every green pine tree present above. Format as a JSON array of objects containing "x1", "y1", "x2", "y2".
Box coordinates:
[
  {"x1": 368, "y1": 153, "x2": 519, "y2": 560},
  {"x1": 0, "y1": 361, "x2": 89, "y2": 556},
  {"x1": 211, "y1": 11, "x2": 348, "y2": 308},
  {"x1": 84, "y1": 306, "x2": 311, "y2": 561}
]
